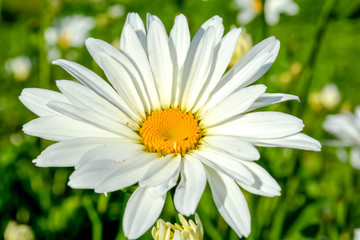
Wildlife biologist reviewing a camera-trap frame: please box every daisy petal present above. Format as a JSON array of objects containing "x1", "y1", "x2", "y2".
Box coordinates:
[
  {"x1": 179, "y1": 16, "x2": 223, "y2": 106},
  {"x1": 200, "y1": 51, "x2": 272, "y2": 114},
  {"x1": 85, "y1": 38, "x2": 151, "y2": 113},
  {"x1": 56, "y1": 80, "x2": 138, "y2": 127},
  {"x1": 148, "y1": 20, "x2": 173, "y2": 108},
  {"x1": 47, "y1": 101, "x2": 139, "y2": 140},
  {"x1": 205, "y1": 166, "x2": 251, "y2": 238},
  {"x1": 181, "y1": 26, "x2": 216, "y2": 110},
  {"x1": 193, "y1": 28, "x2": 242, "y2": 112},
  {"x1": 204, "y1": 136, "x2": 260, "y2": 160},
  {"x1": 207, "y1": 111, "x2": 304, "y2": 139},
  {"x1": 94, "y1": 152, "x2": 158, "y2": 193},
  {"x1": 19, "y1": 88, "x2": 69, "y2": 117},
  {"x1": 201, "y1": 84, "x2": 267, "y2": 126},
  {"x1": 120, "y1": 24, "x2": 161, "y2": 110},
  {"x1": 247, "y1": 133, "x2": 321, "y2": 151},
  {"x1": 23, "y1": 116, "x2": 118, "y2": 141},
  {"x1": 192, "y1": 147, "x2": 255, "y2": 185},
  {"x1": 53, "y1": 59, "x2": 126, "y2": 111},
  {"x1": 140, "y1": 154, "x2": 181, "y2": 187},
  {"x1": 33, "y1": 137, "x2": 122, "y2": 167},
  {"x1": 247, "y1": 93, "x2": 300, "y2": 112},
  {"x1": 99, "y1": 55, "x2": 146, "y2": 120},
  {"x1": 123, "y1": 187, "x2": 166, "y2": 239},
  {"x1": 169, "y1": 14, "x2": 190, "y2": 106},
  {"x1": 237, "y1": 161, "x2": 281, "y2": 197},
  {"x1": 124, "y1": 13, "x2": 147, "y2": 52},
  {"x1": 68, "y1": 159, "x2": 121, "y2": 189},
  {"x1": 174, "y1": 155, "x2": 206, "y2": 216}
]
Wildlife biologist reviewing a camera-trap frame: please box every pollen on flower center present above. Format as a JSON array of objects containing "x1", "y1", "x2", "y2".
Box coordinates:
[{"x1": 140, "y1": 108, "x2": 201, "y2": 155}]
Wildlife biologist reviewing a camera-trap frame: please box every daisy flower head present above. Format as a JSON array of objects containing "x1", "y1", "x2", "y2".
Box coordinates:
[
  {"x1": 152, "y1": 213, "x2": 203, "y2": 240},
  {"x1": 20, "y1": 13, "x2": 321, "y2": 239},
  {"x1": 44, "y1": 15, "x2": 95, "y2": 61},
  {"x1": 324, "y1": 107, "x2": 360, "y2": 169},
  {"x1": 235, "y1": 0, "x2": 299, "y2": 25}
]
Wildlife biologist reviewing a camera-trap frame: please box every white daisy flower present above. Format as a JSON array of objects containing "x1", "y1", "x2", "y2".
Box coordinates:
[
  {"x1": 20, "y1": 13, "x2": 320, "y2": 239},
  {"x1": 5, "y1": 56, "x2": 32, "y2": 82},
  {"x1": 44, "y1": 15, "x2": 95, "y2": 57},
  {"x1": 235, "y1": 0, "x2": 299, "y2": 25},
  {"x1": 264, "y1": 0, "x2": 299, "y2": 25},
  {"x1": 324, "y1": 107, "x2": 360, "y2": 169}
]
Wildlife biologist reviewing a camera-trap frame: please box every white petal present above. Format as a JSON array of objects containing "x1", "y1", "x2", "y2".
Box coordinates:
[
  {"x1": 94, "y1": 152, "x2": 158, "y2": 193},
  {"x1": 247, "y1": 133, "x2": 321, "y2": 151},
  {"x1": 207, "y1": 111, "x2": 304, "y2": 139},
  {"x1": 75, "y1": 142, "x2": 144, "y2": 169},
  {"x1": 200, "y1": 37, "x2": 279, "y2": 114},
  {"x1": 193, "y1": 28, "x2": 242, "y2": 112},
  {"x1": 201, "y1": 85, "x2": 267, "y2": 126},
  {"x1": 68, "y1": 159, "x2": 121, "y2": 189},
  {"x1": 47, "y1": 101, "x2": 139, "y2": 140},
  {"x1": 33, "y1": 137, "x2": 122, "y2": 167},
  {"x1": 124, "y1": 13, "x2": 147, "y2": 52},
  {"x1": 99, "y1": 55, "x2": 146, "y2": 120},
  {"x1": 237, "y1": 161, "x2": 281, "y2": 197},
  {"x1": 203, "y1": 136, "x2": 260, "y2": 161},
  {"x1": 324, "y1": 114, "x2": 360, "y2": 143},
  {"x1": 169, "y1": 14, "x2": 190, "y2": 107},
  {"x1": 85, "y1": 38, "x2": 151, "y2": 113},
  {"x1": 56, "y1": 80, "x2": 138, "y2": 128},
  {"x1": 192, "y1": 147, "x2": 255, "y2": 185},
  {"x1": 23, "y1": 115, "x2": 118, "y2": 141},
  {"x1": 179, "y1": 16, "x2": 223, "y2": 107},
  {"x1": 199, "y1": 52, "x2": 271, "y2": 115},
  {"x1": 148, "y1": 20, "x2": 173, "y2": 108},
  {"x1": 181, "y1": 26, "x2": 216, "y2": 110},
  {"x1": 205, "y1": 166, "x2": 251, "y2": 238},
  {"x1": 120, "y1": 24, "x2": 161, "y2": 110},
  {"x1": 53, "y1": 59, "x2": 128, "y2": 113},
  {"x1": 174, "y1": 156, "x2": 206, "y2": 216},
  {"x1": 19, "y1": 88, "x2": 69, "y2": 117},
  {"x1": 123, "y1": 187, "x2": 166, "y2": 239},
  {"x1": 148, "y1": 169, "x2": 179, "y2": 198},
  {"x1": 140, "y1": 154, "x2": 181, "y2": 187},
  {"x1": 247, "y1": 93, "x2": 300, "y2": 112}
]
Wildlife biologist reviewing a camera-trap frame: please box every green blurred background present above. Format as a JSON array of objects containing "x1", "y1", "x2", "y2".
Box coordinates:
[{"x1": 1, "y1": 0, "x2": 360, "y2": 239}]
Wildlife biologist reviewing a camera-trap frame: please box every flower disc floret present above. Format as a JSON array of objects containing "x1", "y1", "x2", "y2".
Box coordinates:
[{"x1": 140, "y1": 108, "x2": 201, "y2": 155}]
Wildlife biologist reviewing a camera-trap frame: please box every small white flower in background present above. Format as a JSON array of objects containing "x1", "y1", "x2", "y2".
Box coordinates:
[
  {"x1": 228, "y1": 28, "x2": 253, "y2": 68},
  {"x1": 152, "y1": 213, "x2": 203, "y2": 240},
  {"x1": 5, "y1": 56, "x2": 32, "y2": 82},
  {"x1": 20, "y1": 13, "x2": 320, "y2": 239},
  {"x1": 309, "y1": 83, "x2": 341, "y2": 111},
  {"x1": 235, "y1": 0, "x2": 263, "y2": 25},
  {"x1": 264, "y1": 0, "x2": 299, "y2": 25},
  {"x1": 45, "y1": 15, "x2": 95, "y2": 61},
  {"x1": 324, "y1": 107, "x2": 360, "y2": 169},
  {"x1": 355, "y1": 228, "x2": 360, "y2": 240},
  {"x1": 4, "y1": 220, "x2": 34, "y2": 240},
  {"x1": 235, "y1": 0, "x2": 299, "y2": 25},
  {"x1": 320, "y1": 84, "x2": 341, "y2": 110},
  {"x1": 107, "y1": 4, "x2": 125, "y2": 19}
]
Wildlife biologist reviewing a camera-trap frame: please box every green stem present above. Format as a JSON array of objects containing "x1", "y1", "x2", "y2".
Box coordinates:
[{"x1": 83, "y1": 196, "x2": 103, "y2": 240}]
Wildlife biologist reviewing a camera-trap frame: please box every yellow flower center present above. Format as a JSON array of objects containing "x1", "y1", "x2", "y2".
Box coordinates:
[
  {"x1": 252, "y1": 0, "x2": 263, "y2": 14},
  {"x1": 140, "y1": 108, "x2": 201, "y2": 155}
]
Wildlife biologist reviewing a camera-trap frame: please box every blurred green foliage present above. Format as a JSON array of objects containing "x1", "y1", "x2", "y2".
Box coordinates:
[{"x1": 1, "y1": 0, "x2": 360, "y2": 239}]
